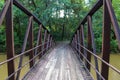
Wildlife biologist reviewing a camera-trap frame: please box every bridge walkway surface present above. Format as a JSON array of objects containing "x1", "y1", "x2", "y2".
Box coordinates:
[{"x1": 24, "y1": 43, "x2": 93, "y2": 80}]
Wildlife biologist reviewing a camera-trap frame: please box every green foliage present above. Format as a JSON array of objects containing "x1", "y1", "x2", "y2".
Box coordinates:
[
  {"x1": 0, "y1": 0, "x2": 4, "y2": 11},
  {"x1": 0, "y1": 25, "x2": 6, "y2": 52},
  {"x1": 113, "y1": 0, "x2": 120, "y2": 25},
  {"x1": 111, "y1": 40, "x2": 119, "y2": 53},
  {"x1": 0, "y1": 0, "x2": 120, "y2": 53}
]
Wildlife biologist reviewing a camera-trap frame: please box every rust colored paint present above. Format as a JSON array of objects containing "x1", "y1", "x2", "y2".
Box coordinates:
[{"x1": 6, "y1": 0, "x2": 15, "y2": 80}]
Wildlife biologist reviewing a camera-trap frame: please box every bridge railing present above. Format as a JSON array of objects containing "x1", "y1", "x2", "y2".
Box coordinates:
[
  {"x1": 0, "y1": 0, "x2": 55, "y2": 80},
  {"x1": 71, "y1": 0, "x2": 120, "y2": 80}
]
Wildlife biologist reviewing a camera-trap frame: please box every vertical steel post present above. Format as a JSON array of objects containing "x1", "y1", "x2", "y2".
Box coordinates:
[
  {"x1": 75, "y1": 34, "x2": 77, "y2": 50},
  {"x1": 71, "y1": 38, "x2": 73, "y2": 47},
  {"x1": 74, "y1": 37, "x2": 76, "y2": 49},
  {"x1": 72, "y1": 37, "x2": 74, "y2": 48},
  {"x1": 28, "y1": 17, "x2": 34, "y2": 68},
  {"x1": 77, "y1": 29, "x2": 82, "y2": 59},
  {"x1": 47, "y1": 34, "x2": 50, "y2": 51},
  {"x1": 6, "y1": 0, "x2": 15, "y2": 80},
  {"x1": 79, "y1": 28, "x2": 83, "y2": 60},
  {"x1": 101, "y1": 0, "x2": 111, "y2": 80},
  {"x1": 80, "y1": 25, "x2": 84, "y2": 58},
  {"x1": 43, "y1": 30, "x2": 47, "y2": 55},
  {"x1": 49, "y1": 37, "x2": 52, "y2": 48},
  {"x1": 81, "y1": 25, "x2": 87, "y2": 64},
  {"x1": 35, "y1": 25, "x2": 42, "y2": 58},
  {"x1": 49, "y1": 36, "x2": 52, "y2": 49},
  {"x1": 86, "y1": 16, "x2": 92, "y2": 71},
  {"x1": 47, "y1": 35, "x2": 51, "y2": 49},
  {"x1": 51, "y1": 37, "x2": 53, "y2": 47},
  {"x1": 71, "y1": 39, "x2": 73, "y2": 47},
  {"x1": 16, "y1": 16, "x2": 33, "y2": 80},
  {"x1": 77, "y1": 30, "x2": 80, "y2": 50},
  {"x1": 88, "y1": 16, "x2": 100, "y2": 80},
  {"x1": 38, "y1": 25, "x2": 42, "y2": 58},
  {"x1": 51, "y1": 37, "x2": 53, "y2": 48}
]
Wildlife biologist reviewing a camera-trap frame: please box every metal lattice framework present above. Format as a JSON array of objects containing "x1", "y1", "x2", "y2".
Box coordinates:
[
  {"x1": 71, "y1": 0, "x2": 120, "y2": 80},
  {"x1": 0, "y1": 0, "x2": 55, "y2": 80},
  {"x1": 0, "y1": 0, "x2": 120, "y2": 80}
]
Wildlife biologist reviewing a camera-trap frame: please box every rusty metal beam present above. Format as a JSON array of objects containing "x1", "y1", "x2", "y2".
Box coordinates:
[
  {"x1": 49, "y1": 37, "x2": 52, "y2": 48},
  {"x1": 43, "y1": 30, "x2": 47, "y2": 55},
  {"x1": 86, "y1": 16, "x2": 92, "y2": 71},
  {"x1": 35, "y1": 25, "x2": 42, "y2": 58},
  {"x1": 80, "y1": 29, "x2": 84, "y2": 60},
  {"x1": 81, "y1": 25, "x2": 87, "y2": 65},
  {"x1": 16, "y1": 16, "x2": 33, "y2": 80},
  {"x1": 75, "y1": 34, "x2": 77, "y2": 50},
  {"x1": 88, "y1": 16, "x2": 100, "y2": 80},
  {"x1": 72, "y1": 37, "x2": 75, "y2": 48},
  {"x1": 51, "y1": 37, "x2": 53, "y2": 47},
  {"x1": 76, "y1": 30, "x2": 80, "y2": 54},
  {"x1": 38, "y1": 25, "x2": 42, "y2": 58},
  {"x1": 28, "y1": 17, "x2": 34, "y2": 68},
  {"x1": 81, "y1": 0, "x2": 103, "y2": 24},
  {"x1": 106, "y1": 0, "x2": 120, "y2": 48},
  {"x1": 0, "y1": 0, "x2": 10, "y2": 25},
  {"x1": 47, "y1": 34, "x2": 50, "y2": 51},
  {"x1": 13, "y1": 0, "x2": 49, "y2": 32},
  {"x1": 71, "y1": 0, "x2": 103, "y2": 42},
  {"x1": 0, "y1": 0, "x2": 54, "y2": 79},
  {"x1": 78, "y1": 29, "x2": 83, "y2": 60},
  {"x1": 101, "y1": 0, "x2": 111, "y2": 79},
  {"x1": 6, "y1": 0, "x2": 15, "y2": 80},
  {"x1": 70, "y1": 0, "x2": 120, "y2": 79}
]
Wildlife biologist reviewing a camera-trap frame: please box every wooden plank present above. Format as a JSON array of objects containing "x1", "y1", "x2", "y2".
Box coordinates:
[{"x1": 24, "y1": 43, "x2": 93, "y2": 80}]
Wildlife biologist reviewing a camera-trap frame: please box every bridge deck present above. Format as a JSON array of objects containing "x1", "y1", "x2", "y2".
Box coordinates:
[{"x1": 24, "y1": 43, "x2": 93, "y2": 80}]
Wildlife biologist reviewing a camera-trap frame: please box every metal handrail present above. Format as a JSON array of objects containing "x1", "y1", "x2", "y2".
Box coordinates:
[
  {"x1": 0, "y1": 0, "x2": 55, "y2": 80},
  {"x1": 75, "y1": 47, "x2": 105, "y2": 80},
  {"x1": 71, "y1": 0, "x2": 120, "y2": 80},
  {"x1": 6, "y1": 46, "x2": 49, "y2": 80},
  {"x1": 76, "y1": 42, "x2": 120, "y2": 74},
  {"x1": 0, "y1": 41, "x2": 50, "y2": 66}
]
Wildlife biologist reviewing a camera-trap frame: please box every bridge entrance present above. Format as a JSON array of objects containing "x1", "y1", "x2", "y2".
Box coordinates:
[{"x1": 0, "y1": 0, "x2": 120, "y2": 80}]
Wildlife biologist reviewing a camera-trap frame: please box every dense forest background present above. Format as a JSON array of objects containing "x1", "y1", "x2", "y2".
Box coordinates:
[{"x1": 0, "y1": 0, "x2": 120, "y2": 53}]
